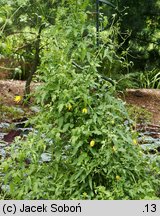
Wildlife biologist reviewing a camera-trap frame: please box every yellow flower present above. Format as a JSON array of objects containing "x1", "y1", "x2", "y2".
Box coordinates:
[
  {"x1": 66, "y1": 103, "x2": 72, "y2": 111},
  {"x1": 82, "y1": 192, "x2": 88, "y2": 198},
  {"x1": 14, "y1": 95, "x2": 22, "y2": 103},
  {"x1": 112, "y1": 146, "x2": 116, "y2": 152},
  {"x1": 82, "y1": 108, "x2": 88, "y2": 114},
  {"x1": 133, "y1": 139, "x2": 138, "y2": 145},
  {"x1": 116, "y1": 175, "x2": 121, "y2": 181},
  {"x1": 90, "y1": 140, "x2": 95, "y2": 147},
  {"x1": 111, "y1": 120, "x2": 115, "y2": 125}
]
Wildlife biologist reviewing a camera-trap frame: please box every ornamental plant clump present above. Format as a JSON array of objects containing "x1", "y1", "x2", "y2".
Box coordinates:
[
  {"x1": 1, "y1": 2, "x2": 159, "y2": 200},
  {"x1": 2, "y1": 65, "x2": 159, "y2": 199}
]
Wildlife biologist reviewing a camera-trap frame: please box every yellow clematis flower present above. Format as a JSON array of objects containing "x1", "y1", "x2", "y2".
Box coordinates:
[
  {"x1": 66, "y1": 103, "x2": 72, "y2": 111},
  {"x1": 111, "y1": 120, "x2": 115, "y2": 125},
  {"x1": 112, "y1": 146, "x2": 116, "y2": 152},
  {"x1": 82, "y1": 192, "x2": 88, "y2": 198},
  {"x1": 133, "y1": 139, "x2": 138, "y2": 145},
  {"x1": 90, "y1": 140, "x2": 95, "y2": 147},
  {"x1": 14, "y1": 95, "x2": 22, "y2": 103},
  {"x1": 82, "y1": 108, "x2": 88, "y2": 114},
  {"x1": 116, "y1": 175, "x2": 121, "y2": 181}
]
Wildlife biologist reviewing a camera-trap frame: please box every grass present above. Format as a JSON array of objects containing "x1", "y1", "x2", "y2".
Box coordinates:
[{"x1": 126, "y1": 104, "x2": 152, "y2": 125}]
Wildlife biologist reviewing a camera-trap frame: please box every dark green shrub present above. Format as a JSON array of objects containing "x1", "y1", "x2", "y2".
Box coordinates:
[{"x1": 1, "y1": 1, "x2": 159, "y2": 200}]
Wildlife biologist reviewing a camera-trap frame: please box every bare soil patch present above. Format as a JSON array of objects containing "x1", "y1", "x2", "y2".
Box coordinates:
[
  {"x1": 0, "y1": 80, "x2": 40, "y2": 106},
  {"x1": 121, "y1": 89, "x2": 160, "y2": 125}
]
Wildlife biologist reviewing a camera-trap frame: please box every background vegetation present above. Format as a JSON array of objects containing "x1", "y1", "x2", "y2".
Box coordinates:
[{"x1": 0, "y1": 0, "x2": 160, "y2": 199}]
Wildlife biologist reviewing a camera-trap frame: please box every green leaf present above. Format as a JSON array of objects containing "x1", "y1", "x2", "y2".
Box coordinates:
[
  {"x1": 70, "y1": 168, "x2": 84, "y2": 182},
  {"x1": 63, "y1": 123, "x2": 70, "y2": 132},
  {"x1": 103, "y1": 49, "x2": 113, "y2": 62},
  {"x1": 72, "y1": 141, "x2": 83, "y2": 155},
  {"x1": 58, "y1": 117, "x2": 64, "y2": 128},
  {"x1": 88, "y1": 175, "x2": 93, "y2": 190},
  {"x1": 58, "y1": 103, "x2": 64, "y2": 113},
  {"x1": 77, "y1": 152, "x2": 88, "y2": 166}
]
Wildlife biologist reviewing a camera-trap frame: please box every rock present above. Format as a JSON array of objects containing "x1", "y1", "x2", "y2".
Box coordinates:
[
  {"x1": 40, "y1": 153, "x2": 52, "y2": 162},
  {"x1": 0, "y1": 133, "x2": 7, "y2": 140},
  {"x1": 0, "y1": 148, "x2": 6, "y2": 158},
  {"x1": 0, "y1": 122, "x2": 10, "y2": 129},
  {"x1": 13, "y1": 107, "x2": 24, "y2": 114},
  {"x1": 30, "y1": 106, "x2": 40, "y2": 113}
]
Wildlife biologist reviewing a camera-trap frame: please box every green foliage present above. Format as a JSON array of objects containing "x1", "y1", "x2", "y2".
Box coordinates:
[
  {"x1": 100, "y1": 0, "x2": 160, "y2": 79},
  {"x1": 1, "y1": 67, "x2": 159, "y2": 199},
  {"x1": 1, "y1": 3, "x2": 159, "y2": 200},
  {"x1": 0, "y1": 0, "x2": 60, "y2": 80},
  {"x1": 0, "y1": 104, "x2": 23, "y2": 122},
  {"x1": 120, "y1": 0, "x2": 160, "y2": 72},
  {"x1": 117, "y1": 69, "x2": 160, "y2": 89},
  {"x1": 0, "y1": 0, "x2": 160, "y2": 90},
  {"x1": 136, "y1": 69, "x2": 160, "y2": 89},
  {"x1": 126, "y1": 105, "x2": 152, "y2": 125}
]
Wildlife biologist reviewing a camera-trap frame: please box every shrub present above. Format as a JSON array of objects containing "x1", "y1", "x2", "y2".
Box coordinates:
[
  {"x1": 1, "y1": 48, "x2": 159, "y2": 200},
  {"x1": 1, "y1": 2, "x2": 159, "y2": 200}
]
